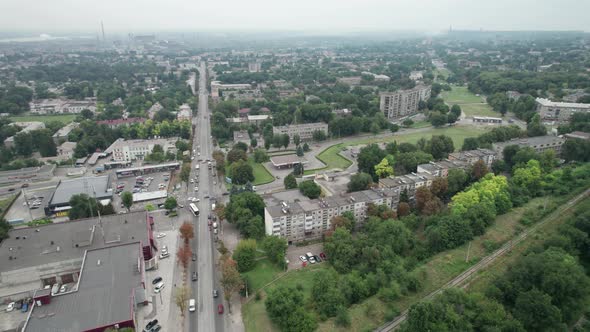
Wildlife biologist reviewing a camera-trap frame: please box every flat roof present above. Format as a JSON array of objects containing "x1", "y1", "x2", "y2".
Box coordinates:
[
  {"x1": 270, "y1": 155, "x2": 308, "y2": 167},
  {"x1": 0, "y1": 211, "x2": 150, "y2": 274},
  {"x1": 133, "y1": 190, "x2": 167, "y2": 202},
  {"x1": 536, "y1": 98, "x2": 590, "y2": 109},
  {"x1": 115, "y1": 162, "x2": 180, "y2": 174},
  {"x1": 25, "y1": 242, "x2": 144, "y2": 332},
  {"x1": 48, "y1": 175, "x2": 112, "y2": 207}
]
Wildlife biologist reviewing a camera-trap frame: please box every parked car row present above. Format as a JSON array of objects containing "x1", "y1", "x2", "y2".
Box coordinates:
[
  {"x1": 5, "y1": 297, "x2": 33, "y2": 313},
  {"x1": 299, "y1": 252, "x2": 326, "y2": 265}
]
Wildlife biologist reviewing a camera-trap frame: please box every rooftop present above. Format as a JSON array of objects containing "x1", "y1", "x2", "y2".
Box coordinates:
[
  {"x1": 0, "y1": 211, "x2": 150, "y2": 274},
  {"x1": 48, "y1": 175, "x2": 112, "y2": 207},
  {"x1": 536, "y1": 98, "x2": 590, "y2": 109},
  {"x1": 270, "y1": 154, "x2": 308, "y2": 167},
  {"x1": 493, "y1": 135, "x2": 565, "y2": 148},
  {"x1": 564, "y1": 131, "x2": 590, "y2": 140},
  {"x1": 52, "y1": 122, "x2": 79, "y2": 138},
  {"x1": 24, "y1": 242, "x2": 144, "y2": 332},
  {"x1": 96, "y1": 117, "x2": 146, "y2": 126}
]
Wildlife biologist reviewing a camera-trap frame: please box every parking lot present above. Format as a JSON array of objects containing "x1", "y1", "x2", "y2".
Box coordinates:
[
  {"x1": 111, "y1": 171, "x2": 174, "y2": 212},
  {"x1": 4, "y1": 188, "x2": 54, "y2": 223},
  {"x1": 285, "y1": 243, "x2": 325, "y2": 270}
]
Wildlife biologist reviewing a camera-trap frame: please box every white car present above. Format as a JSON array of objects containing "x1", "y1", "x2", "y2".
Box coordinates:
[
  {"x1": 187, "y1": 197, "x2": 194, "y2": 201},
  {"x1": 190, "y1": 179, "x2": 194, "y2": 183},
  {"x1": 299, "y1": 255, "x2": 307, "y2": 263},
  {"x1": 6, "y1": 302, "x2": 15, "y2": 312},
  {"x1": 60, "y1": 284, "x2": 68, "y2": 293},
  {"x1": 156, "y1": 233, "x2": 166, "y2": 239},
  {"x1": 194, "y1": 187, "x2": 199, "y2": 192},
  {"x1": 154, "y1": 282, "x2": 165, "y2": 293},
  {"x1": 193, "y1": 198, "x2": 200, "y2": 202}
]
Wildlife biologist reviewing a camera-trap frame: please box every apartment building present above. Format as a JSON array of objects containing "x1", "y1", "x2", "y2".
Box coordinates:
[
  {"x1": 379, "y1": 85, "x2": 431, "y2": 120},
  {"x1": 535, "y1": 98, "x2": 590, "y2": 123},
  {"x1": 273, "y1": 122, "x2": 329, "y2": 142},
  {"x1": 177, "y1": 104, "x2": 192, "y2": 121},
  {"x1": 105, "y1": 137, "x2": 178, "y2": 162},
  {"x1": 448, "y1": 148, "x2": 496, "y2": 168},
  {"x1": 264, "y1": 188, "x2": 400, "y2": 244},
  {"x1": 492, "y1": 136, "x2": 566, "y2": 158},
  {"x1": 29, "y1": 98, "x2": 97, "y2": 114}
]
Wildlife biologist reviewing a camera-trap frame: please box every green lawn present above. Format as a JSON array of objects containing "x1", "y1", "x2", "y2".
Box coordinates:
[
  {"x1": 409, "y1": 120, "x2": 431, "y2": 129},
  {"x1": 441, "y1": 86, "x2": 499, "y2": 118},
  {"x1": 243, "y1": 264, "x2": 327, "y2": 332},
  {"x1": 249, "y1": 158, "x2": 275, "y2": 185},
  {"x1": 304, "y1": 143, "x2": 353, "y2": 175},
  {"x1": 242, "y1": 258, "x2": 284, "y2": 293},
  {"x1": 9, "y1": 114, "x2": 77, "y2": 124},
  {"x1": 434, "y1": 68, "x2": 451, "y2": 81}
]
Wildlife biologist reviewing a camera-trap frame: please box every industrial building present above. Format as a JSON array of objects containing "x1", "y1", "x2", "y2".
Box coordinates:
[{"x1": 45, "y1": 175, "x2": 112, "y2": 216}]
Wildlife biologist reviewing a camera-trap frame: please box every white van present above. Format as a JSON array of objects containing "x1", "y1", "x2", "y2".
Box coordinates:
[{"x1": 189, "y1": 299, "x2": 196, "y2": 312}]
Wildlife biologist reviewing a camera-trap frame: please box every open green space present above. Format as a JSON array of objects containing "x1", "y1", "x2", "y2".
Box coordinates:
[
  {"x1": 249, "y1": 158, "x2": 275, "y2": 185},
  {"x1": 243, "y1": 264, "x2": 327, "y2": 332},
  {"x1": 408, "y1": 120, "x2": 431, "y2": 129},
  {"x1": 9, "y1": 114, "x2": 77, "y2": 124},
  {"x1": 304, "y1": 144, "x2": 353, "y2": 175},
  {"x1": 242, "y1": 258, "x2": 284, "y2": 294},
  {"x1": 434, "y1": 68, "x2": 451, "y2": 81},
  {"x1": 441, "y1": 86, "x2": 499, "y2": 118}
]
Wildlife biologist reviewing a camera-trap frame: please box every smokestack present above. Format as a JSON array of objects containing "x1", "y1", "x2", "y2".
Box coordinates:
[{"x1": 101, "y1": 21, "x2": 106, "y2": 43}]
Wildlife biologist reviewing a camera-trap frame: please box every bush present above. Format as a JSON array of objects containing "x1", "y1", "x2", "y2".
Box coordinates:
[
  {"x1": 335, "y1": 306, "x2": 351, "y2": 327},
  {"x1": 483, "y1": 239, "x2": 501, "y2": 253}
]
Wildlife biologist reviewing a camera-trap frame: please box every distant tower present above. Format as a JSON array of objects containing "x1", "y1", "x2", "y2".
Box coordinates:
[{"x1": 101, "y1": 21, "x2": 106, "y2": 43}]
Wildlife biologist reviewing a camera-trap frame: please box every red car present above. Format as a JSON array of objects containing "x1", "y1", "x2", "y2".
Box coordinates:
[
  {"x1": 218, "y1": 304, "x2": 224, "y2": 314},
  {"x1": 319, "y1": 252, "x2": 327, "y2": 260}
]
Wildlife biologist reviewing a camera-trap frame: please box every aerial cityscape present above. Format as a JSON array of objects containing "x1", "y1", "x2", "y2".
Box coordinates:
[{"x1": 0, "y1": 1, "x2": 590, "y2": 332}]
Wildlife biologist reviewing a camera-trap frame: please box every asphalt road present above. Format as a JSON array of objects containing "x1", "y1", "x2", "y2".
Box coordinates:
[{"x1": 185, "y1": 61, "x2": 224, "y2": 332}]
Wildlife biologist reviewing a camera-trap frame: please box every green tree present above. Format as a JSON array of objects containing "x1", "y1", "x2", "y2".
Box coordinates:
[
  {"x1": 265, "y1": 285, "x2": 317, "y2": 332},
  {"x1": 426, "y1": 135, "x2": 454, "y2": 159},
  {"x1": 180, "y1": 163, "x2": 191, "y2": 188},
  {"x1": 281, "y1": 134, "x2": 290, "y2": 149},
  {"x1": 14, "y1": 132, "x2": 33, "y2": 156},
  {"x1": 284, "y1": 173, "x2": 298, "y2": 189},
  {"x1": 513, "y1": 289, "x2": 563, "y2": 331},
  {"x1": 347, "y1": 172, "x2": 373, "y2": 192},
  {"x1": 121, "y1": 191, "x2": 133, "y2": 212},
  {"x1": 164, "y1": 196, "x2": 177, "y2": 211},
  {"x1": 261, "y1": 235, "x2": 288, "y2": 266},
  {"x1": 402, "y1": 118, "x2": 414, "y2": 127},
  {"x1": 357, "y1": 144, "x2": 387, "y2": 180},
  {"x1": 429, "y1": 111, "x2": 447, "y2": 127},
  {"x1": 253, "y1": 149, "x2": 269, "y2": 163},
  {"x1": 296, "y1": 145, "x2": 304, "y2": 157},
  {"x1": 462, "y1": 137, "x2": 479, "y2": 151},
  {"x1": 526, "y1": 114, "x2": 547, "y2": 137},
  {"x1": 250, "y1": 138, "x2": 258, "y2": 148},
  {"x1": 375, "y1": 156, "x2": 394, "y2": 178},
  {"x1": 293, "y1": 163, "x2": 304, "y2": 176},
  {"x1": 311, "y1": 268, "x2": 345, "y2": 317},
  {"x1": 227, "y1": 148, "x2": 247, "y2": 164},
  {"x1": 324, "y1": 227, "x2": 356, "y2": 273},
  {"x1": 232, "y1": 239, "x2": 257, "y2": 272},
  {"x1": 293, "y1": 134, "x2": 301, "y2": 146},
  {"x1": 299, "y1": 180, "x2": 321, "y2": 199},
  {"x1": 229, "y1": 160, "x2": 255, "y2": 185},
  {"x1": 302, "y1": 143, "x2": 310, "y2": 152},
  {"x1": 447, "y1": 168, "x2": 468, "y2": 196}
]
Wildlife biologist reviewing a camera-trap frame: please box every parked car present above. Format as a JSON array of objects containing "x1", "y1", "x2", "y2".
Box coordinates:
[
  {"x1": 159, "y1": 252, "x2": 170, "y2": 259},
  {"x1": 152, "y1": 277, "x2": 163, "y2": 285},
  {"x1": 213, "y1": 289, "x2": 218, "y2": 298},
  {"x1": 218, "y1": 304, "x2": 224, "y2": 314},
  {"x1": 192, "y1": 272, "x2": 198, "y2": 281},
  {"x1": 319, "y1": 252, "x2": 327, "y2": 260},
  {"x1": 156, "y1": 232, "x2": 166, "y2": 239},
  {"x1": 154, "y1": 282, "x2": 165, "y2": 293},
  {"x1": 6, "y1": 302, "x2": 15, "y2": 312},
  {"x1": 314, "y1": 255, "x2": 321, "y2": 263},
  {"x1": 15, "y1": 300, "x2": 23, "y2": 310},
  {"x1": 189, "y1": 299, "x2": 196, "y2": 312},
  {"x1": 21, "y1": 302, "x2": 28, "y2": 312},
  {"x1": 299, "y1": 255, "x2": 307, "y2": 263},
  {"x1": 192, "y1": 254, "x2": 197, "y2": 261},
  {"x1": 60, "y1": 284, "x2": 68, "y2": 293},
  {"x1": 150, "y1": 325, "x2": 162, "y2": 332},
  {"x1": 21, "y1": 183, "x2": 29, "y2": 188},
  {"x1": 145, "y1": 319, "x2": 158, "y2": 330}
]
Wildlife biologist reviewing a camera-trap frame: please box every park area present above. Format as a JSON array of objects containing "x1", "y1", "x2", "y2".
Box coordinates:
[
  {"x1": 441, "y1": 86, "x2": 499, "y2": 118},
  {"x1": 9, "y1": 114, "x2": 77, "y2": 124}
]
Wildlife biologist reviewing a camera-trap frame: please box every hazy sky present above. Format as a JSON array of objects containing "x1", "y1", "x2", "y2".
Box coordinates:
[{"x1": 1, "y1": 0, "x2": 589, "y2": 34}]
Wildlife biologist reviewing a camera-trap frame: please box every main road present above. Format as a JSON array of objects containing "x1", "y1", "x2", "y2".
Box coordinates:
[{"x1": 187, "y1": 61, "x2": 224, "y2": 332}]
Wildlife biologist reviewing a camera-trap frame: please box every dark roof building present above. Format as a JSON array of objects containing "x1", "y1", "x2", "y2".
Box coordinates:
[
  {"x1": 45, "y1": 175, "x2": 112, "y2": 215},
  {"x1": 23, "y1": 242, "x2": 146, "y2": 332}
]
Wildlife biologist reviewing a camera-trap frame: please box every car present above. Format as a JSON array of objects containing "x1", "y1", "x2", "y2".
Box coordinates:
[
  {"x1": 192, "y1": 272, "x2": 198, "y2": 281},
  {"x1": 213, "y1": 181, "x2": 217, "y2": 185},
  {"x1": 6, "y1": 302, "x2": 15, "y2": 312},
  {"x1": 159, "y1": 252, "x2": 170, "y2": 259},
  {"x1": 178, "y1": 204, "x2": 184, "y2": 208},
  {"x1": 21, "y1": 183, "x2": 29, "y2": 188},
  {"x1": 162, "y1": 245, "x2": 168, "y2": 252},
  {"x1": 152, "y1": 277, "x2": 163, "y2": 285},
  {"x1": 8, "y1": 188, "x2": 15, "y2": 192},
  {"x1": 190, "y1": 179, "x2": 194, "y2": 183},
  {"x1": 60, "y1": 284, "x2": 68, "y2": 293},
  {"x1": 314, "y1": 255, "x2": 321, "y2": 263},
  {"x1": 319, "y1": 252, "x2": 327, "y2": 260},
  {"x1": 194, "y1": 186, "x2": 199, "y2": 192},
  {"x1": 213, "y1": 289, "x2": 218, "y2": 298},
  {"x1": 299, "y1": 255, "x2": 307, "y2": 263},
  {"x1": 218, "y1": 304, "x2": 224, "y2": 314},
  {"x1": 15, "y1": 300, "x2": 23, "y2": 310},
  {"x1": 154, "y1": 282, "x2": 165, "y2": 293},
  {"x1": 21, "y1": 302, "x2": 28, "y2": 312},
  {"x1": 189, "y1": 298, "x2": 196, "y2": 312},
  {"x1": 150, "y1": 325, "x2": 162, "y2": 332},
  {"x1": 164, "y1": 210, "x2": 170, "y2": 216},
  {"x1": 192, "y1": 254, "x2": 197, "y2": 261},
  {"x1": 156, "y1": 232, "x2": 166, "y2": 238},
  {"x1": 145, "y1": 319, "x2": 158, "y2": 330},
  {"x1": 204, "y1": 195, "x2": 210, "y2": 199}
]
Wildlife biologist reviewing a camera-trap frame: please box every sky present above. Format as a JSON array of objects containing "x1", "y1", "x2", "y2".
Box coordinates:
[{"x1": 0, "y1": 0, "x2": 589, "y2": 34}]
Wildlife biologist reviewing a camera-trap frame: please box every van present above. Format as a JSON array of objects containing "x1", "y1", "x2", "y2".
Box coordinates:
[{"x1": 189, "y1": 299, "x2": 196, "y2": 312}]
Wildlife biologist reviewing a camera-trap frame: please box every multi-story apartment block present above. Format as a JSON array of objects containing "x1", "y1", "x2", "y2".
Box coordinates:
[
  {"x1": 535, "y1": 98, "x2": 590, "y2": 123},
  {"x1": 448, "y1": 148, "x2": 496, "y2": 168},
  {"x1": 264, "y1": 187, "x2": 400, "y2": 244},
  {"x1": 177, "y1": 104, "x2": 192, "y2": 121},
  {"x1": 273, "y1": 122, "x2": 329, "y2": 142},
  {"x1": 492, "y1": 136, "x2": 566, "y2": 159},
  {"x1": 379, "y1": 85, "x2": 431, "y2": 120},
  {"x1": 105, "y1": 137, "x2": 178, "y2": 162},
  {"x1": 29, "y1": 98, "x2": 97, "y2": 115}
]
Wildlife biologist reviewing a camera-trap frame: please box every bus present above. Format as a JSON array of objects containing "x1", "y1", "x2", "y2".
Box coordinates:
[{"x1": 189, "y1": 203, "x2": 199, "y2": 216}]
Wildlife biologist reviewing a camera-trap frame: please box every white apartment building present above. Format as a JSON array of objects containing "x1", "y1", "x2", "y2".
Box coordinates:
[
  {"x1": 380, "y1": 85, "x2": 431, "y2": 120},
  {"x1": 105, "y1": 137, "x2": 179, "y2": 162},
  {"x1": 492, "y1": 136, "x2": 566, "y2": 158},
  {"x1": 29, "y1": 99, "x2": 97, "y2": 114},
  {"x1": 535, "y1": 98, "x2": 590, "y2": 123},
  {"x1": 273, "y1": 122, "x2": 329, "y2": 142}
]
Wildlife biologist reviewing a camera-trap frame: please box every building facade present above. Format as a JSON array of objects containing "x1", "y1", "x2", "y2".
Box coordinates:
[
  {"x1": 273, "y1": 122, "x2": 329, "y2": 142},
  {"x1": 535, "y1": 98, "x2": 590, "y2": 123},
  {"x1": 379, "y1": 85, "x2": 431, "y2": 120},
  {"x1": 492, "y1": 136, "x2": 566, "y2": 158},
  {"x1": 106, "y1": 137, "x2": 178, "y2": 162}
]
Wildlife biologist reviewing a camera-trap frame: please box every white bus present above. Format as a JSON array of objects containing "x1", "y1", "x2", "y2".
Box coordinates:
[{"x1": 189, "y1": 203, "x2": 199, "y2": 216}]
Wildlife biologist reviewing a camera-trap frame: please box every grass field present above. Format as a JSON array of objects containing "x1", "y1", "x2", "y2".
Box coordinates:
[
  {"x1": 409, "y1": 120, "x2": 431, "y2": 129},
  {"x1": 304, "y1": 144, "x2": 353, "y2": 175},
  {"x1": 242, "y1": 258, "x2": 284, "y2": 294},
  {"x1": 9, "y1": 114, "x2": 77, "y2": 124},
  {"x1": 434, "y1": 68, "x2": 451, "y2": 81},
  {"x1": 441, "y1": 86, "x2": 499, "y2": 118},
  {"x1": 249, "y1": 158, "x2": 275, "y2": 185},
  {"x1": 243, "y1": 264, "x2": 327, "y2": 332}
]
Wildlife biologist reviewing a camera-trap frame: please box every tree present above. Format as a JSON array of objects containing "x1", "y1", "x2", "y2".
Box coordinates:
[
  {"x1": 429, "y1": 112, "x2": 447, "y2": 127},
  {"x1": 502, "y1": 144, "x2": 520, "y2": 168},
  {"x1": 164, "y1": 197, "x2": 177, "y2": 211},
  {"x1": 261, "y1": 235, "x2": 288, "y2": 266},
  {"x1": 212, "y1": 150, "x2": 226, "y2": 173},
  {"x1": 227, "y1": 148, "x2": 247, "y2": 164},
  {"x1": 296, "y1": 145, "x2": 304, "y2": 157},
  {"x1": 121, "y1": 191, "x2": 133, "y2": 212},
  {"x1": 179, "y1": 221, "x2": 194, "y2": 245},
  {"x1": 347, "y1": 172, "x2": 373, "y2": 192},
  {"x1": 430, "y1": 177, "x2": 448, "y2": 199},
  {"x1": 68, "y1": 194, "x2": 105, "y2": 220},
  {"x1": 174, "y1": 286, "x2": 191, "y2": 317},
  {"x1": 250, "y1": 138, "x2": 258, "y2": 148},
  {"x1": 176, "y1": 245, "x2": 192, "y2": 270},
  {"x1": 233, "y1": 239, "x2": 257, "y2": 272},
  {"x1": 513, "y1": 289, "x2": 563, "y2": 331},
  {"x1": 357, "y1": 144, "x2": 387, "y2": 180},
  {"x1": 397, "y1": 202, "x2": 411, "y2": 217},
  {"x1": 293, "y1": 134, "x2": 301, "y2": 146},
  {"x1": 281, "y1": 134, "x2": 290, "y2": 149},
  {"x1": 299, "y1": 181, "x2": 321, "y2": 199},
  {"x1": 402, "y1": 118, "x2": 414, "y2": 127},
  {"x1": 229, "y1": 159, "x2": 254, "y2": 185},
  {"x1": 284, "y1": 173, "x2": 298, "y2": 189},
  {"x1": 462, "y1": 137, "x2": 479, "y2": 151},
  {"x1": 331, "y1": 215, "x2": 354, "y2": 232},
  {"x1": 253, "y1": 149, "x2": 269, "y2": 163},
  {"x1": 471, "y1": 160, "x2": 489, "y2": 180},
  {"x1": 426, "y1": 135, "x2": 454, "y2": 160},
  {"x1": 219, "y1": 254, "x2": 243, "y2": 313},
  {"x1": 180, "y1": 163, "x2": 191, "y2": 188},
  {"x1": 14, "y1": 132, "x2": 33, "y2": 156},
  {"x1": 447, "y1": 168, "x2": 468, "y2": 196},
  {"x1": 293, "y1": 163, "x2": 304, "y2": 176},
  {"x1": 450, "y1": 104, "x2": 462, "y2": 118},
  {"x1": 375, "y1": 156, "x2": 394, "y2": 178},
  {"x1": 526, "y1": 114, "x2": 547, "y2": 137},
  {"x1": 311, "y1": 268, "x2": 345, "y2": 317},
  {"x1": 266, "y1": 285, "x2": 318, "y2": 332},
  {"x1": 303, "y1": 143, "x2": 310, "y2": 152},
  {"x1": 324, "y1": 228, "x2": 356, "y2": 273}
]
